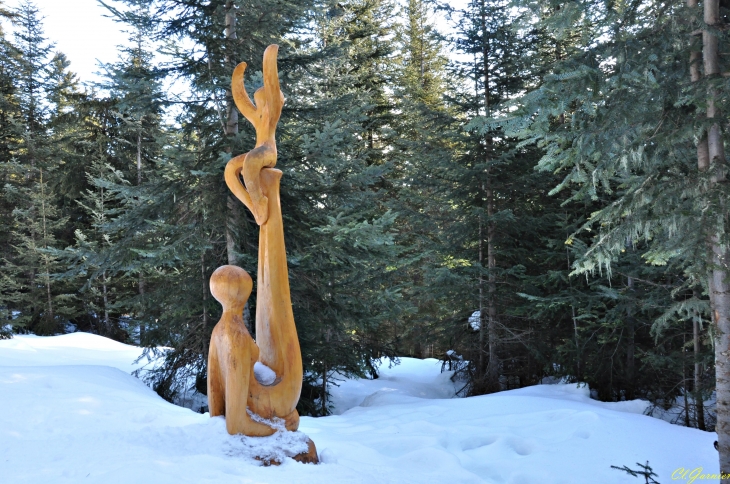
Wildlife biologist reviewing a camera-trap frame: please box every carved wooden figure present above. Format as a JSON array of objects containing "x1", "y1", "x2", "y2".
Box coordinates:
[{"x1": 208, "y1": 45, "x2": 316, "y2": 463}]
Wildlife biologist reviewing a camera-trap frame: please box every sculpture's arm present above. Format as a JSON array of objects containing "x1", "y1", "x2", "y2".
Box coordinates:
[
  {"x1": 224, "y1": 154, "x2": 254, "y2": 213},
  {"x1": 231, "y1": 62, "x2": 258, "y2": 126},
  {"x1": 262, "y1": 44, "x2": 284, "y2": 129}
]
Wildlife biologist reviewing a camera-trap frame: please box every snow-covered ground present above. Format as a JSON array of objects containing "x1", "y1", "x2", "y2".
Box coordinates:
[{"x1": 0, "y1": 333, "x2": 720, "y2": 483}]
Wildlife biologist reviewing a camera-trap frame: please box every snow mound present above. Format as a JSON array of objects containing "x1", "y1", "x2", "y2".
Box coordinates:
[
  {"x1": 0, "y1": 332, "x2": 147, "y2": 371},
  {"x1": 505, "y1": 383, "x2": 651, "y2": 415},
  {"x1": 0, "y1": 333, "x2": 720, "y2": 483},
  {"x1": 329, "y1": 357, "x2": 459, "y2": 414}
]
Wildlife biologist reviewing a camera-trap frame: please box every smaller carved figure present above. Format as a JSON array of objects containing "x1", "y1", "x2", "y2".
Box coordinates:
[
  {"x1": 207, "y1": 265, "x2": 279, "y2": 436},
  {"x1": 231, "y1": 45, "x2": 285, "y2": 226}
]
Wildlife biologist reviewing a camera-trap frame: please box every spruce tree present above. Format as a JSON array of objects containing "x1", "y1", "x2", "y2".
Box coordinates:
[
  {"x1": 495, "y1": 0, "x2": 724, "y2": 442},
  {"x1": 429, "y1": 0, "x2": 544, "y2": 394},
  {"x1": 386, "y1": 0, "x2": 458, "y2": 359},
  {"x1": 3, "y1": 1, "x2": 78, "y2": 334},
  {"x1": 97, "y1": 0, "x2": 166, "y2": 343},
  {"x1": 0, "y1": 0, "x2": 21, "y2": 337},
  {"x1": 276, "y1": 0, "x2": 407, "y2": 414},
  {"x1": 6, "y1": 167, "x2": 75, "y2": 334},
  {"x1": 61, "y1": 131, "x2": 132, "y2": 338}
]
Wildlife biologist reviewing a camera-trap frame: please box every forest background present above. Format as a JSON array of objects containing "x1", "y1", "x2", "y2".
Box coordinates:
[{"x1": 0, "y1": 0, "x2": 726, "y2": 449}]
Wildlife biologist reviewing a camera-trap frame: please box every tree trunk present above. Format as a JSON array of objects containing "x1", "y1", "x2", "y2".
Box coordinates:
[
  {"x1": 224, "y1": 1, "x2": 238, "y2": 138},
  {"x1": 486, "y1": 175, "x2": 499, "y2": 392},
  {"x1": 689, "y1": 0, "x2": 709, "y2": 169},
  {"x1": 711, "y1": 234, "x2": 730, "y2": 473},
  {"x1": 321, "y1": 363, "x2": 328, "y2": 416},
  {"x1": 695, "y1": 317, "x2": 706, "y2": 430},
  {"x1": 102, "y1": 270, "x2": 110, "y2": 335},
  {"x1": 701, "y1": 0, "x2": 730, "y2": 477},
  {"x1": 137, "y1": 275, "x2": 145, "y2": 342},
  {"x1": 44, "y1": 263, "x2": 53, "y2": 325},
  {"x1": 684, "y1": 333, "x2": 691, "y2": 427},
  {"x1": 322, "y1": 327, "x2": 331, "y2": 415},
  {"x1": 480, "y1": 2, "x2": 490, "y2": 118},
  {"x1": 39, "y1": 169, "x2": 54, "y2": 327},
  {"x1": 478, "y1": 182, "x2": 485, "y2": 380},
  {"x1": 226, "y1": 187, "x2": 240, "y2": 267},
  {"x1": 566, "y1": 231, "x2": 581, "y2": 379},
  {"x1": 224, "y1": 0, "x2": 240, "y2": 267},
  {"x1": 137, "y1": 132, "x2": 142, "y2": 187},
  {"x1": 202, "y1": 252, "x2": 208, "y2": 330},
  {"x1": 626, "y1": 273, "x2": 635, "y2": 400},
  {"x1": 480, "y1": 0, "x2": 498, "y2": 393},
  {"x1": 136, "y1": 132, "x2": 146, "y2": 341},
  {"x1": 690, "y1": 0, "x2": 708, "y2": 433},
  {"x1": 572, "y1": 304, "x2": 579, "y2": 378},
  {"x1": 475, "y1": 19, "x2": 484, "y2": 380}
]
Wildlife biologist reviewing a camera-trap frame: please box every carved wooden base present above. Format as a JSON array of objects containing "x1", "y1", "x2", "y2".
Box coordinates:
[{"x1": 255, "y1": 437, "x2": 319, "y2": 466}]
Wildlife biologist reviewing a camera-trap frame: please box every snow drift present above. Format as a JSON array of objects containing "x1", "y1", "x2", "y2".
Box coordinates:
[{"x1": 0, "y1": 333, "x2": 720, "y2": 483}]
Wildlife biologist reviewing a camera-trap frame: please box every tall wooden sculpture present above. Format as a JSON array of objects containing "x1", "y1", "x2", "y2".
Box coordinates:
[{"x1": 207, "y1": 45, "x2": 316, "y2": 463}]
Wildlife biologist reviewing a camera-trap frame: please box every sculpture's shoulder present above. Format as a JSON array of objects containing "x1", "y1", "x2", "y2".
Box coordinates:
[
  {"x1": 212, "y1": 315, "x2": 250, "y2": 343},
  {"x1": 229, "y1": 319, "x2": 253, "y2": 342}
]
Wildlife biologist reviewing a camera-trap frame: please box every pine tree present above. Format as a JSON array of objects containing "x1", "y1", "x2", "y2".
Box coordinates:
[
  {"x1": 45, "y1": 52, "x2": 89, "y2": 251},
  {"x1": 61, "y1": 130, "x2": 132, "y2": 339},
  {"x1": 426, "y1": 0, "x2": 545, "y2": 394},
  {"x1": 12, "y1": 1, "x2": 54, "y2": 165},
  {"x1": 398, "y1": 0, "x2": 447, "y2": 106}
]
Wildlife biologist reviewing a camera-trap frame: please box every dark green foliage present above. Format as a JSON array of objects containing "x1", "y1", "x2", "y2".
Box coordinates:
[
  {"x1": 276, "y1": 0, "x2": 406, "y2": 415},
  {"x1": 481, "y1": 0, "x2": 718, "y2": 419}
]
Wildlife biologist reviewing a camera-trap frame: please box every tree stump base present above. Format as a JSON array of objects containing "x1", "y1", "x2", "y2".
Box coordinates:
[
  {"x1": 292, "y1": 438, "x2": 319, "y2": 464},
  {"x1": 254, "y1": 437, "x2": 318, "y2": 466}
]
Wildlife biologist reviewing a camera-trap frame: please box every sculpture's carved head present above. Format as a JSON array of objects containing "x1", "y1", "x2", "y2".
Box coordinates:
[{"x1": 210, "y1": 265, "x2": 252, "y2": 313}]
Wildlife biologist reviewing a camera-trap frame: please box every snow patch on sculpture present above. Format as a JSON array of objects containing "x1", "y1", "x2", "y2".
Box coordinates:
[
  {"x1": 254, "y1": 361, "x2": 277, "y2": 386},
  {"x1": 228, "y1": 411, "x2": 309, "y2": 464}
]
